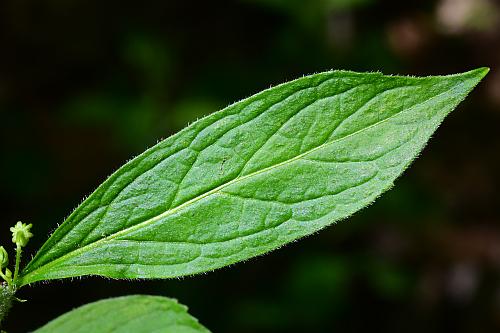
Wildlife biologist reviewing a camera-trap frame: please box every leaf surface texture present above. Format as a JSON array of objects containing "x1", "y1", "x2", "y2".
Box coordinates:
[
  {"x1": 20, "y1": 68, "x2": 488, "y2": 285},
  {"x1": 33, "y1": 295, "x2": 210, "y2": 333}
]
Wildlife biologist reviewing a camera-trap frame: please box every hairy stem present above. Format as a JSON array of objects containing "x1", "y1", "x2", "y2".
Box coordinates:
[
  {"x1": 13, "y1": 245, "x2": 21, "y2": 285},
  {"x1": 0, "y1": 284, "x2": 15, "y2": 327}
]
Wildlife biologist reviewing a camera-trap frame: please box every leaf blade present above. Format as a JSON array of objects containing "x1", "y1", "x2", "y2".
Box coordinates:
[
  {"x1": 20, "y1": 68, "x2": 488, "y2": 285},
  {"x1": 33, "y1": 295, "x2": 211, "y2": 333}
]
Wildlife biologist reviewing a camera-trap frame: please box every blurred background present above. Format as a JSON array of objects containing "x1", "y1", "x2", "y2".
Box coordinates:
[{"x1": 1, "y1": 0, "x2": 499, "y2": 332}]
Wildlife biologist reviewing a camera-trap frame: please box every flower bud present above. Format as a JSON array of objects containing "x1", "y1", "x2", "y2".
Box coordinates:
[
  {"x1": 0, "y1": 246, "x2": 8, "y2": 268},
  {"x1": 10, "y1": 221, "x2": 33, "y2": 247}
]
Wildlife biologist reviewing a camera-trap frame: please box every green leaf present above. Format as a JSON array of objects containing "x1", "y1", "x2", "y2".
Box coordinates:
[
  {"x1": 20, "y1": 68, "x2": 488, "y2": 286},
  {"x1": 33, "y1": 295, "x2": 210, "y2": 333}
]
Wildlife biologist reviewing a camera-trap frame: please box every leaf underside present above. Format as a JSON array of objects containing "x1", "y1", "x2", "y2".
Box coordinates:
[
  {"x1": 20, "y1": 68, "x2": 488, "y2": 286},
  {"x1": 33, "y1": 295, "x2": 210, "y2": 333}
]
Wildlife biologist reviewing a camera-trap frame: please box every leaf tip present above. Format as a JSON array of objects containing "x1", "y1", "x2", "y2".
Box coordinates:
[
  {"x1": 453, "y1": 67, "x2": 490, "y2": 95},
  {"x1": 474, "y1": 66, "x2": 490, "y2": 79},
  {"x1": 461, "y1": 67, "x2": 489, "y2": 81}
]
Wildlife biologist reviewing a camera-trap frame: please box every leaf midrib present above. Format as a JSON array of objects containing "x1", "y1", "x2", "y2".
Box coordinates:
[{"x1": 20, "y1": 81, "x2": 455, "y2": 284}]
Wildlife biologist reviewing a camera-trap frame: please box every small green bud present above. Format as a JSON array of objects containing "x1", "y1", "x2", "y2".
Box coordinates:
[
  {"x1": 0, "y1": 247, "x2": 8, "y2": 268},
  {"x1": 10, "y1": 221, "x2": 33, "y2": 247},
  {"x1": 4, "y1": 268, "x2": 12, "y2": 279}
]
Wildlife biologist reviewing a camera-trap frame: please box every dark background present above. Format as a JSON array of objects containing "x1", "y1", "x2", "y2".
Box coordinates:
[{"x1": 1, "y1": 0, "x2": 499, "y2": 332}]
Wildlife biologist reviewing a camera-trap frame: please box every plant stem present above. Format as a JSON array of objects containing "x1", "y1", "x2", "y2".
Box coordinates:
[
  {"x1": 13, "y1": 245, "x2": 21, "y2": 285},
  {"x1": 0, "y1": 284, "x2": 15, "y2": 327}
]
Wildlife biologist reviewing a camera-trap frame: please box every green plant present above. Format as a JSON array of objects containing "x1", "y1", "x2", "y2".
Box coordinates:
[{"x1": 0, "y1": 68, "x2": 488, "y2": 331}]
